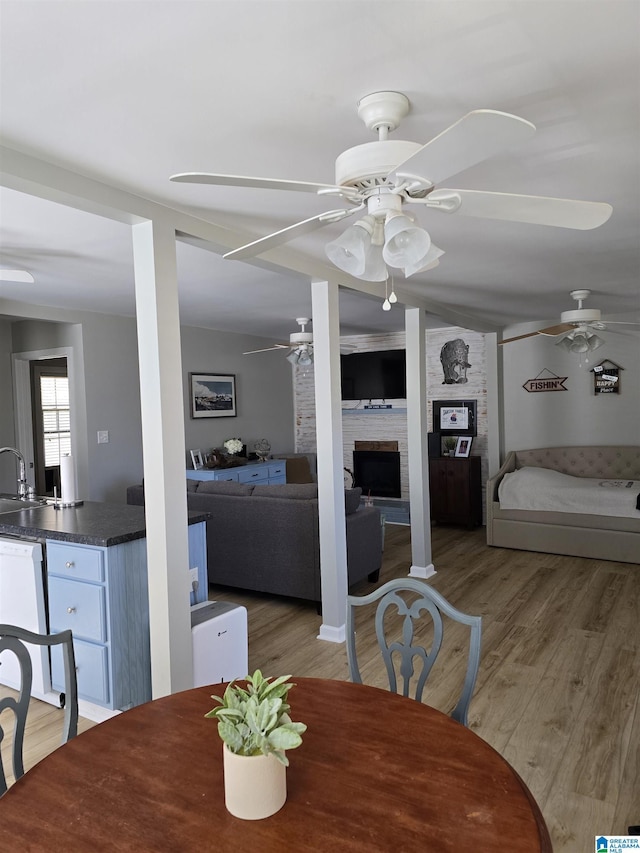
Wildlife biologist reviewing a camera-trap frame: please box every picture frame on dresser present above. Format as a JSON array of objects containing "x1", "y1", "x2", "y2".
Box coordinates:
[
  {"x1": 455, "y1": 437, "x2": 472, "y2": 458},
  {"x1": 189, "y1": 373, "x2": 237, "y2": 418},
  {"x1": 190, "y1": 449, "x2": 204, "y2": 470}
]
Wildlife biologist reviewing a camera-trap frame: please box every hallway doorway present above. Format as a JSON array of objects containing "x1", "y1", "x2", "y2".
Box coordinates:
[{"x1": 30, "y1": 357, "x2": 70, "y2": 496}]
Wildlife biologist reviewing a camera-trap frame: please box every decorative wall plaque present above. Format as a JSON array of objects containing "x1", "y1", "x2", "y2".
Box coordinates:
[
  {"x1": 591, "y1": 359, "x2": 623, "y2": 394},
  {"x1": 522, "y1": 369, "x2": 568, "y2": 392}
]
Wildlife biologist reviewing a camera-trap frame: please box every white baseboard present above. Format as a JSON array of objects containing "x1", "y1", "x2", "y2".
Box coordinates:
[{"x1": 78, "y1": 699, "x2": 121, "y2": 723}]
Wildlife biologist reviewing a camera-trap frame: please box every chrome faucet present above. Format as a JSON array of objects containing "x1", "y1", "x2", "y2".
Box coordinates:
[{"x1": 0, "y1": 446, "x2": 29, "y2": 499}]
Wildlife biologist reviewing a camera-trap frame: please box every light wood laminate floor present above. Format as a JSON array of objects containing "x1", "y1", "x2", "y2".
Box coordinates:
[{"x1": 3, "y1": 524, "x2": 638, "y2": 852}]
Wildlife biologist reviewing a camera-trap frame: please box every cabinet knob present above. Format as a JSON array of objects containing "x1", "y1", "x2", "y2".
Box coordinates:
[
  {"x1": 65, "y1": 561, "x2": 75, "y2": 568},
  {"x1": 67, "y1": 606, "x2": 77, "y2": 614}
]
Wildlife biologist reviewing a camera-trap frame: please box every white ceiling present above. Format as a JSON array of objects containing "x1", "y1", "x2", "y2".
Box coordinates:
[{"x1": 1, "y1": 0, "x2": 639, "y2": 343}]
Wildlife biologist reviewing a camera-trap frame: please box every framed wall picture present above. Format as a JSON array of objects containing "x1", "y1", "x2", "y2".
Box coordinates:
[
  {"x1": 432, "y1": 399, "x2": 477, "y2": 437},
  {"x1": 455, "y1": 437, "x2": 472, "y2": 458},
  {"x1": 190, "y1": 449, "x2": 204, "y2": 470},
  {"x1": 189, "y1": 373, "x2": 237, "y2": 418}
]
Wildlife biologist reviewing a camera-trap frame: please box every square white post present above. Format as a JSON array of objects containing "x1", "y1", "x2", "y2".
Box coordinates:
[
  {"x1": 312, "y1": 278, "x2": 348, "y2": 643},
  {"x1": 406, "y1": 307, "x2": 435, "y2": 578},
  {"x1": 132, "y1": 218, "x2": 193, "y2": 697}
]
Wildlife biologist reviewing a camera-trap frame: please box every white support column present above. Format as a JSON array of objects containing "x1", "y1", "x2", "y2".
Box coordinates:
[
  {"x1": 131, "y1": 218, "x2": 193, "y2": 697},
  {"x1": 312, "y1": 278, "x2": 348, "y2": 643},
  {"x1": 406, "y1": 308, "x2": 435, "y2": 579},
  {"x1": 485, "y1": 332, "x2": 502, "y2": 476}
]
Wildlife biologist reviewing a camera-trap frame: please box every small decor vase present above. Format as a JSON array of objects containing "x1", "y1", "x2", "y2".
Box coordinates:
[{"x1": 222, "y1": 746, "x2": 287, "y2": 820}]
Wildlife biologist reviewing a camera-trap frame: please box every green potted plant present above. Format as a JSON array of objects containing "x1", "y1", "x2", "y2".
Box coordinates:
[
  {"x1": 443, "y1": 436, "x2": 457, "y2": 457},
  {"x1": 206, "y1": 670, "x2": 306, "y2": 820}
]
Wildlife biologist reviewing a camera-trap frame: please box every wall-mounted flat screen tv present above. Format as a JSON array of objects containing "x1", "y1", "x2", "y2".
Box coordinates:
[{"x1": 340, "y1": 349, "x2": 406, "y2": 400}]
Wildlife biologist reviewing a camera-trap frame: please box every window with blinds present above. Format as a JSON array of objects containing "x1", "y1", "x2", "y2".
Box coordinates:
[{"x1": 41, "y1": 375, "x2": 71, "y2": 467}]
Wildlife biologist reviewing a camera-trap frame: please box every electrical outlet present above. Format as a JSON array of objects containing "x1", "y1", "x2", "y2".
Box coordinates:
[{"x1": 97, "y1": 430, "x2": 109, "y2": 444}]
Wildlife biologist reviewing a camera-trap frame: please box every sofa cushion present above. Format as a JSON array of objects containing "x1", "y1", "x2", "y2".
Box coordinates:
[
  {"x1": 196, "y1": 480, "x2": 255, "y2": 496},
  {"x1": 345, "y1": 487, "x2": 362, "y2": 515},
  {"x1": 252, "y1": 483, "x2": 318, "y2": 500},
  {"x1": 187, "y1": 479, "x2": 199, "y2": 492}
]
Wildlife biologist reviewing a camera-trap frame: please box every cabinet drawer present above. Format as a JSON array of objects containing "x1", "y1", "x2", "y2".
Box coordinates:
[
  {"x1": 48, "y1": 576, "x2": 107, "y2": 643},
  {"x1": 268, "y1": 473, "x2": 286, "y2": 485},
  {"x1": 267, "y1": 464, "x2": 285, "y2": 479},
  {"x1": 238, "y1": 467, "x2": 269, "y2": 484},
  {"x1": 213, "y1": 471, "x2": 240, "y2": 482},
  {"x1": 47, "y1": 542, "x2": 104, "y2": 582},
  {"x1": 52, "y1": 638, "x2": 110, "y2": 705}
]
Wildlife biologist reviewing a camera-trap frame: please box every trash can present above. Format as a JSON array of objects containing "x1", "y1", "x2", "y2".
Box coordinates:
[{"x1": 191, "y1": 601, "x2": 248, "y2": 687}]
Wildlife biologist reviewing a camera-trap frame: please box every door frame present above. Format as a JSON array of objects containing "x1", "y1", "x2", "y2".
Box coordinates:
[{"x1": 12, "y1": 346, "x2": 77, "y2": 492}]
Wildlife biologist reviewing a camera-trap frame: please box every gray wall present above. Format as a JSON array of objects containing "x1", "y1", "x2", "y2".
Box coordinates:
[
  {"x1": 2, "y1": 306, "x2": 295, "y2": 503},
  {"x1": 501, "y1": 320, "x2": 639, "y2": 450},
  {"x1": 181, "y1": 326, "x2": 294, "y2": 460}
]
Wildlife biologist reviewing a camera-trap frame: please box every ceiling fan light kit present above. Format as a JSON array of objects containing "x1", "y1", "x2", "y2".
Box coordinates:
[
  {"x1": 172, "y1": 90, "x2": 613, "y2": 290},
  {"x1": 556, "y1": 329, "x2": 605, "y2": 354}
]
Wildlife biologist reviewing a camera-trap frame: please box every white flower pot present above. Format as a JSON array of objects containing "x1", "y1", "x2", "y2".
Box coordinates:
[{"x1": 222, "y1": 746, "x2": 287, "y2": 820}]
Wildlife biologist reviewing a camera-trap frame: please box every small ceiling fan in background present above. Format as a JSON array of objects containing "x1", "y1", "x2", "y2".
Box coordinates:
[
  {"x1": 244, "y1": 318, "x2": 315, "y2": 365},
  {"x1": 244, "y1": 317, "x2": 357, "y2": 365},
  {"x1": 500, "y1": 290, "x2": 640, "y2": 353},
  {"x1": 171, "y1": 91, "x2": 613, "y2": 281}
]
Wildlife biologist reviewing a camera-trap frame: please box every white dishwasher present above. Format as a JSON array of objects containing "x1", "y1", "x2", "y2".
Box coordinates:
[{"x1": 0, "y1": 536, "x2": 57, "y2": 704}]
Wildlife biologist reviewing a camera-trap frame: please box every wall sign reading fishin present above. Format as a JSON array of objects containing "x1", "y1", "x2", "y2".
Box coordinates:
[{"x1": 522, "y1": 369, "x2": 568, "y2": 392}]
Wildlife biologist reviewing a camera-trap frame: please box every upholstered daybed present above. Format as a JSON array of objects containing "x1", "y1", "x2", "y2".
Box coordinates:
[{"x1": 486, "y1": 446, "x2": 640, "y2": 564}]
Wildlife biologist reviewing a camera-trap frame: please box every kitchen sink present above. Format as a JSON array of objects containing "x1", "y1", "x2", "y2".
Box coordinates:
[{"x1": 0, "y1": 494, "x2": 49, "y2": 514}]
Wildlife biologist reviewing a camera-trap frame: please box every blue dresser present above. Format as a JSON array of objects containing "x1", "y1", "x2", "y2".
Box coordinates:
[{"x1": 186, "y1": 459, "x2": 286, "y2": 485}]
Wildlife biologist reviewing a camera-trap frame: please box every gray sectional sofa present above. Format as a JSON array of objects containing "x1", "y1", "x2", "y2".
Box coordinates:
[{"x1": 126, "y1": 480, "x2": 383, "y2": 605}]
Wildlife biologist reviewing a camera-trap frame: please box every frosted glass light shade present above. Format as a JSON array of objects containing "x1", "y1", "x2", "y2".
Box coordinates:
[
  {"x1": 325, "y1": 223, "x2": 371, "y2": 275},
  {"x1": 382, "y1": 215, "x2": 431, "y2": 268},
  {"x1": 359, "y1": 244, "x2": 387, "y2": 281}
]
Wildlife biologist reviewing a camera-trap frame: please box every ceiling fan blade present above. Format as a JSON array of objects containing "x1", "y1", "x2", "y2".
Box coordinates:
[
  {"x1": 536, "y1": 323, "x2": 575, "y2": 336},
  {"x1": 430, "y1": 189, "x2": 613, "y2": 230},
  {"x1": 0, "y1": 269, "x2": 35, "y2": 283},
  {"x1": 499, "y1": 323, "x2": 575, "y2": 345},
  {"x1": 224, "y1": 208, "x2": 359, "y2": 261},
  {"x1": 388, "y1": 110, "x2": 535, "y2": 186},
  {"x1": 170, "y1": 172, "x2": 354, "y2": 196},
  {"x1": 243, "y1": 344, "x2": 289, "y2": 355}
]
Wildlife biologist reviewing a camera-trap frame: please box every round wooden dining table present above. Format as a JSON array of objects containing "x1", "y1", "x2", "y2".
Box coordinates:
[{"x1": 0, "y1": 677, "x2": 551, "y2": 851}]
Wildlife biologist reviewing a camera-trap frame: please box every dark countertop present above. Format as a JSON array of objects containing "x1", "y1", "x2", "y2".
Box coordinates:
[{"x1": 0, "y1": 501, "x2": 209, "y2": 548}]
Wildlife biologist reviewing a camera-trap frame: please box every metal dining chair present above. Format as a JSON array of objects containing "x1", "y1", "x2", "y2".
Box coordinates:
[
  {"x1": 0, "y1": 624, "x2": 78, "y2": 795},
  {"x1": 346, "y1": 578, "x2": 482, "y2": 726}
]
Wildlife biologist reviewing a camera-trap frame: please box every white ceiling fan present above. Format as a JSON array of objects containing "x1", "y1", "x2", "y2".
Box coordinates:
[
  {"x1": 244, "y1": 317, "x2": 356, "y2": 364},
  {"x1": 500, "y1": 290, "x2": 640, "y2": 351},
  {"x1": 171, "y1": 91, "x2": 613, "y2": 281},
  {"x1": 244, "y1": 317, "x2": 315, "y2": 365}
]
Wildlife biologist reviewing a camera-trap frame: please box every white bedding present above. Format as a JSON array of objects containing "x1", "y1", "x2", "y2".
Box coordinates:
[{"x1": 498, "y1": 466, "x2": 640, "y2": 518}]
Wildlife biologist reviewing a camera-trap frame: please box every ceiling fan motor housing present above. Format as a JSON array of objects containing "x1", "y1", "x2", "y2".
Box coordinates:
[
  {"x1": 561, "y1": 308, "x2": 601, "y2": 324},
  {"x1": 335, "y1": 140, "x2": 422, "y2": 190}
]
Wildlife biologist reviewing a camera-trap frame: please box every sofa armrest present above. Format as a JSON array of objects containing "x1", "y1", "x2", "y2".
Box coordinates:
[{"x1": 346, "y1": 506, "x2": 383, "y2": 587}]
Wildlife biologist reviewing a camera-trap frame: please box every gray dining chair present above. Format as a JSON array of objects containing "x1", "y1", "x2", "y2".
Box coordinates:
[
  {"x1": 346, "y1": 578, "x2": 482, "y2": 726},
  {"x1": 0, "y1": 624, "x2": 78, "y2": 795}
]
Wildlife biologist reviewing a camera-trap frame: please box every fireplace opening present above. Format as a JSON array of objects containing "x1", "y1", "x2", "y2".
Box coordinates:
[{"x1": 353, "y1": 450, "x2": 401, "y2": 499}]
